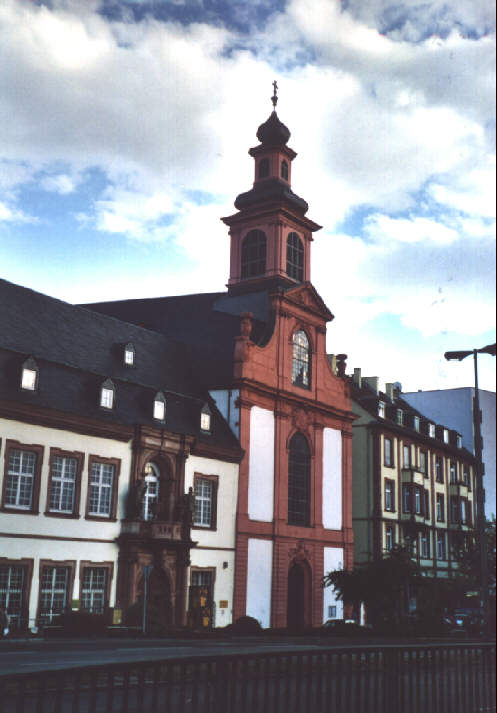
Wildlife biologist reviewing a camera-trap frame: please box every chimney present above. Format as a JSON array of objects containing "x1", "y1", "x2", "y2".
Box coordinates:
[
  {"x1": 327, "y1": 354, "x2": 337, "y2": 375},
  {"x1": 385, "y1": 383, "x2": 394, "y2": 402},
  {"x1": 363, "y1": 376, "x2": 379, "y2": 394},
  {"x1": 353, "y1": 368, "x2": 362, "y2": 388}
]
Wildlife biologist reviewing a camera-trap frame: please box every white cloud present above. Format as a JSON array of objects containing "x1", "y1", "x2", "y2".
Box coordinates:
[
  {"x1": 0, "y1": 201, "x2": 37, "y2": 224},
  {"x1": 364, "y1": 214, "x2": 459, "y2": 245}
]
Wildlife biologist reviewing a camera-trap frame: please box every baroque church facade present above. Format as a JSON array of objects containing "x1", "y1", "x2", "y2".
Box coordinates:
[{"x1": 0, "y1": 95, "x2": 353, "y2": 631}]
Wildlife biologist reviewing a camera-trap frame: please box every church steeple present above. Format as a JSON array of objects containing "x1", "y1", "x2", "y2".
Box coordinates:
[{"x1": 222, "y1": 84, "x2": 321, "y2": 293}]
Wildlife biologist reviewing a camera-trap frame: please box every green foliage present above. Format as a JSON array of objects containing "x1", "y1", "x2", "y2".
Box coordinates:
[{"x1": 455, "y1": 517, "x2": 496, "y2": 599}]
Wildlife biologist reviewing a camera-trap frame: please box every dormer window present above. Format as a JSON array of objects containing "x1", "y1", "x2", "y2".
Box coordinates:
[
  {"x1": 414, "y1": 416, "x2": 420, "y2": 432},
  {"x1": 124, "y1": 343, "x2": 135, "y2": 366},
  {"x1": 200, "y1": 404, "x2": 211, "y2": 432},
  {"x1": 443, "y1": 429, "x2": 449, "y2": 444},
  {"x1": 396, "y1": 409, "x2": 403, "y2": 425},
  {"x1": 21, "y1": 357, "x2": 38, "y2": 391},
  {"x1": 378, "y1": 401, "x2": 386, "y2": 418},
  {"x1": 457, "y1": 435, "x2": 463, "y2": 449},
  {"x1": 100, "y1": 379, "x2": 115, "y2": 410},
  {"x1": 153, "y1": 392, "x2": 166, "y2": 421},
  {"x1": 429, "y1": 423, "x2": 436, "y2": 438}
]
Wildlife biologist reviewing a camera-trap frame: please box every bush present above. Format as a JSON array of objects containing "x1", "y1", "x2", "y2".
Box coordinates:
[
  {"x1": 228, "y1": 616, "x2": 263, "y2": 635},
  {"x1": 49, "y1": 610, "x2": 108, "y2": 636}
]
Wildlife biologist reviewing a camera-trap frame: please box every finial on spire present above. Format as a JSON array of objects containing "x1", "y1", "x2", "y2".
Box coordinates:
[{"x1": 271, "y1": 80, "x2": 278, "y2": 110}]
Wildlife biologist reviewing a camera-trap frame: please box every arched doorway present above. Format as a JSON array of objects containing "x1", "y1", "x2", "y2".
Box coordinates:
[
  {"x1": 144, "y1": 567, "x2": 172, "y2": 632},
  {"x1": 287, "y1": 560, "x2": 311, "y2": 631}
]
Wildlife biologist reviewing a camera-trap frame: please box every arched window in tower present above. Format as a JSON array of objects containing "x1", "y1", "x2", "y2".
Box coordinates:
[
  {"x1": 241, "y1": 230, "x2": 267, "y2": 279},
  {"x1": 292, "y1": 330, "x2": 311, "y2": 388},
  {"x1": 286, "y1": 232, "x2": 304, "y2": 282},
  {"x1": 288, "y1": 432, "x2": 311, "y2": 526},
  {"x1": 281, "y1": 159, "x2": 289, "y2": 181},
  {"x1": 142, "y1": 462, "x2": 160, "y2": 521},
  {"x1": 258, "y1": 158, "x2": 270, "y2": 179}
]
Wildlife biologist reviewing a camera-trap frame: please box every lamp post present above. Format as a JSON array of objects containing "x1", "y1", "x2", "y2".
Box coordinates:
[{"x1": 444, "y1": 343, "x2": 496, "y2": 632}]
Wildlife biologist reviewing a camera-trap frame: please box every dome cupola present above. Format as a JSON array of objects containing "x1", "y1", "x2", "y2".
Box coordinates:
[{"x1": 256, "y1": 111, "x2": 291, "y2": 146}]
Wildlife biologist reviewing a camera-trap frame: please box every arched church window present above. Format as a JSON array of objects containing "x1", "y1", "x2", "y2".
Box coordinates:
[
  {"x1": 288, "y1": 432, "x2": 311, "y2": 526},
  {"x1": 142, "y1": 462, "x2": 160, "y2": 521},
  {"x1": 281, "y1": 159, "x2": 289, "y2": 181},
  {"x1": 292, "y1": 330, "x2": 311, "y2": 388},
  {"x1": 241, "y1": 230, "x2": 267, "y2": 279},
  {"x1": 258, "y1": 158, "x2": 270, "y2": 179},
  {"x1": 286, "y1": 232, "x2": 304, "y2": 282}
]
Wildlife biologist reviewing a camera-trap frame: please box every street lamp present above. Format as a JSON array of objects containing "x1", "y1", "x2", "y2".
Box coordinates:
[{"x1": 444, "y1": 343, "x2": 496, "y2": 632}]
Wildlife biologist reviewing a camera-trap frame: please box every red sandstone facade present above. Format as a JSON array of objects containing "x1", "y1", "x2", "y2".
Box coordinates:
[{"x1": 222, "y1": 104, "x2": 355, "y2": 628}]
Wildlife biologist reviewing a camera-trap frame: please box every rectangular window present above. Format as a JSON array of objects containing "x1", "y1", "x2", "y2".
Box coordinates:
[
  {"x1": 0, "y1": 563, "x2": 29, "y2": 630},
  {"x1": 88, "y1": 461, "x2": 115, "y2": 518},
  {"x1": 193, "y1": 476, "x2": 218, "y2": 529},
  {"x1": 450, "y1": 496, "x2": 459, "y2": 524},
  {"x1": 4, "y1": 449, "x2": 36, "y2": 509},
  {"x1": 435, "y1": 456, "x2": 444, "y2": 483},
  {"x1": 48, "y1": 455, "x2": 78, "y2": 514},
  {"x1": 403, "y1": 484, "x2": 411, "y2": 513},
  {"x1": 396, "y1": 409, "x2": 403, "y2": 425},
  {"x1": 443, "y1": 429, "x2": 449, "y2": 444},
  {"x1": 429, "y1": 424, "x2": 436, "y2": 438},
  {"x1": 436, "y1": 493, "x2": 445, "y2": 522},
  {"x1": 463, "y1": 466, "x2": 470, "y2": 488},
  {"x1": 449, "y1": 462, "x2": 457, "y2": 483},
  {"x1": 378, "y1": 401, "x2": 386, "y2": 418},
  {"x1": 414, "y1": 416, "x2": 420, "y2": 432},
  {"x1": 39, "y1": 565, "x2": 71, "y2": 625},
  {"x1": 421, "y1": 532, "x2": 430, "y2": 559},
  {"x1": 100, "y1": 388, "x2": 114, "y2": 409},
  {"x1": 385, "y1": 525, "x2": 394, "y2": 552},
  {"x1": 403, "y1": 445, "x2": 410, "y2": 468},
  {"x1": 328, "y1": 605, "x2": 337, "y2": 618},
  {"x1": 384, "y1": 437, "x2": 393, "y2": 467},
  {"x1": 80, "y1": 568, "x2": 108, "y2": 614},
  {"x1": 384, "y1": 479, "x2": 395, "y2": 511},
  {"x1": 21, "y1": 368, "x2": 37, "y2": 391},
  {"x1": 437, "y1": 533, "x2": 446, "y2": 560},
  {"x1": 419, "y1": 451, "x2": 427, "y2": 475},
  {"x1": 414, "y1": 487, "x2": 422, "y2": 515},
  {"x1": 460, "y1": 499, "x2": 467, "y2": 524}
]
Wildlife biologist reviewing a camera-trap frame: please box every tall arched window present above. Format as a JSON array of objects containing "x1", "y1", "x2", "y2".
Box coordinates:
[
  {"x1": 292, "y1": 330, "x2": 311, "y2": 388},
  {"x1": 286, "y1": 232, "x2": 304, "y2": 282},
  {"x1": 241, "y1": 230, "x2": 267, "y2": 279},
  {"x1": 142, "y1": 462, "x2": 160, "y2": 521},
  {"x1": 281, "y1": 159, "x2": 289, "y2": 181},
  {"x1": 288, "y1": 432, "x2": 310, "y2": 526},
  {"x1": 258, "y1": 158, "x2": 270, "y2": 179}
]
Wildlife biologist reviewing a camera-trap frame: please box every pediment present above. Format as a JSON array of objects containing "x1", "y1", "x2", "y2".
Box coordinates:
[{"x1": 283, "y1": 282, "x2": 334, "y2": 321}]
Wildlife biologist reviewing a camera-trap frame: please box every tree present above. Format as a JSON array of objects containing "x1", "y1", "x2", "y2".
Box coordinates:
[{"x1": 324, "y1": 546, "x2": 423, "y2": 628}]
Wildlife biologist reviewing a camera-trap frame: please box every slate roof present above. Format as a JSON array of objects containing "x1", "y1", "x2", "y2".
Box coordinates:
[
  {"x1": 84, "y1": 287, "x2": 278, "y2": 389},
  {"x1": 0, "y1": 278, "x2": 240, "y2": 451}
]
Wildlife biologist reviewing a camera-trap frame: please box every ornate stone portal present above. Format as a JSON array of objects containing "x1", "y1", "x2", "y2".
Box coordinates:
[{"x1": 116, "y1": 427, "x2": 196, "y2": 630}]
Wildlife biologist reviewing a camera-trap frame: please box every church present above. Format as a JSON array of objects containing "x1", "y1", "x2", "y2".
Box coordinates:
[{"x1": 0, "y1": 90, "x2": 353, "y2": 632}]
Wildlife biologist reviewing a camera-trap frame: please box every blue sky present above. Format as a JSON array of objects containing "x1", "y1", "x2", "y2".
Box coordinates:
[{"x1": 0, "y1": 0, "x2": 495, "y2": 392}]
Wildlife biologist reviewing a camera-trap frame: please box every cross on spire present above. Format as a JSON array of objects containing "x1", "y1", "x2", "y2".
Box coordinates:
[{"x1": 271, "y1": 80, "x2": 278, "y2": 110}]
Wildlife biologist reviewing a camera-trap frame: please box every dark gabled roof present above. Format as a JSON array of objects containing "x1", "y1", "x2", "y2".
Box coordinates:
[
  {"x1": 0, "y1": 279, "x2": 240, "y2": 451},
  {"x1": 350, "y1": 378, "x2": 474, "y2": 461},
  {"x1": 83, "y1": 288, "x2": 277, "y2": 389}
]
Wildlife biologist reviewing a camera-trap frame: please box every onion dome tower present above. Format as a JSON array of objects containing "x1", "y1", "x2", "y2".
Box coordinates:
[{"x1": 222, "y1": 82, "x2": 321, "y2": 293}]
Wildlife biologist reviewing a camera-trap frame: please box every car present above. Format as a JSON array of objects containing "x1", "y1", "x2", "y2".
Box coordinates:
[{"x1": 321, "y1": 619, "x2": 372, "y2": 636}]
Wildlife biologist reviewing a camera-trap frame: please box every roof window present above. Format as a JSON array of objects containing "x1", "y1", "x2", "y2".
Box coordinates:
[
  {"x1": 428, "y1": 423, "x2": 436, "y2": 438},
  {"x1": 21, "y1": 357, "x2": 38, "y2": 391},
  {"x1": 153, "y1": 392, "x2": 166, "y2": 421},
  {"x1": 200, "y1": 404, "x2": 212, "y2": 433},
  {"x1": 457, "y1": 435, "x2": 463, "y2": 449},
  {"x1": 396, "y1": 409, "x2": 403, "y2": 425},
  {"x1": 124, "y1": 343, "x2": 135, "y2": 366},
  {"x1": 443, "y1": 429, "x2": 449, "y2": 444},
  {"x1": 414, "y1": 416, "x2": 420, "y2": 432},
  {"x1": 378, "y1": 401, "x2": 386, "y2": 418},
  {"x1": 100, "y1": 379, "x2": 115, "y2": 410}
]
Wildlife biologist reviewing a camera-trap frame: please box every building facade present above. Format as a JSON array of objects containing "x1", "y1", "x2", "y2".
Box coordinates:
[
  {"x1": 0, "y1": 280, "x2": 241, "y2": 632},
  {"x1": 87, "y1": 102, "x2": 355, "y2": 630},
  {"x1": 350, "y1": 370, "x2": 477, "y2": 602},
  {"x1": 403, "y1": 388, "x2": 496, "y2": 518}
]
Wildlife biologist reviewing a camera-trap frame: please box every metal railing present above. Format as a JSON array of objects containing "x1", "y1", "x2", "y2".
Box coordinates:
[{"x1": 1, "y1": 642, "x2": 495, "y2": 713}]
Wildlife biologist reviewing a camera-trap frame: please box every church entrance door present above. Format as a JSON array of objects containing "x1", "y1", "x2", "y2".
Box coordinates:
[{"x1": 287, "y1": 561, "x2": 310, "y2": 631}]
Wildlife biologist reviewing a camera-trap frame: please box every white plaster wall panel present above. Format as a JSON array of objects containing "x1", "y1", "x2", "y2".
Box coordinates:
[
  {"x1": 322, "y1": 427, "x2": 342, "y2": 530},
  {"x1": 188, "y1": 549, "x2": 235, "y2": 627},
  {"x1": 246, "y1": 538, "x2": 272, "y2": 628},
  {"x1": 184, "y1": 455, "x2": 238, "y2": 550},
  {"x1": 323, "y1": 547, "x2": 344, "y2": 623},
  {"x1": 248, "y1": 406, "x2": 274, "y2": 522},
  {"x1": 0, "y1": 418, "x2": 132, "y2": 539}
]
